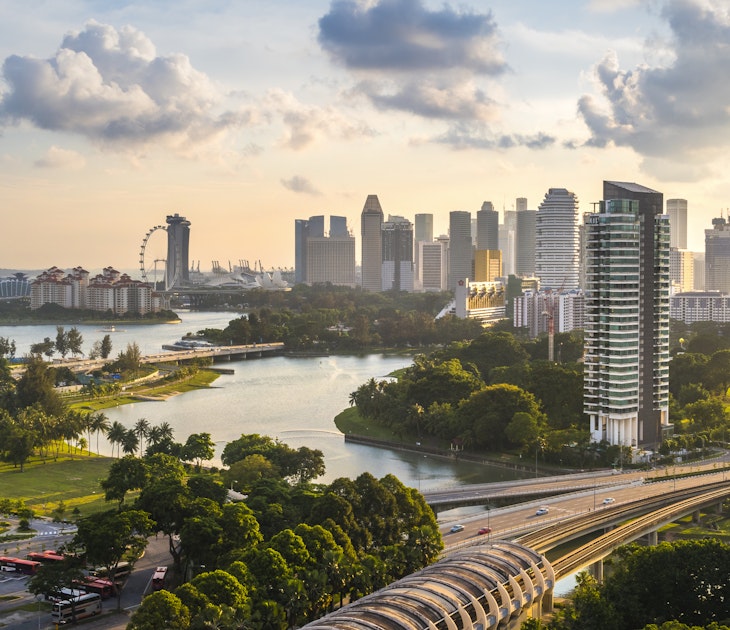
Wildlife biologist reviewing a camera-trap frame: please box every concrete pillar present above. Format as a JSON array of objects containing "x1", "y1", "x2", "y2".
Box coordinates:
[
  {"x1": 646, "y1": 530, "x2": 658, "y2": 546},
  {"x1": 542, "y1": 589, "x2": 554, "y2": 614},
  {"x1": 693, "y1": 509, "x2": 701, "y2": 523},
  {"x1": 589, "y1": 559, "x2": 604, "y2": 582}
]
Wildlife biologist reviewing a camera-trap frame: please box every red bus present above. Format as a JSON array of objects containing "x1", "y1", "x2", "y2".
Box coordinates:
[
  {"x1": 0, "y1": 556, "x2": 41, "y2": 575},
  {"x1": 151, "y1": 566, "x2": 168, "y2": 591},
  {"x1": 74, "y1": 577, "x2": 115, "y2": 599},
  {"x1": 27, "y1": 551, "x2": 66, "y2": 563}
]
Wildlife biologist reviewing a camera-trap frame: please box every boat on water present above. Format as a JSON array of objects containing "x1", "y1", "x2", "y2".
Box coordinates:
[
  {"x1": 100, "y1": 325, "x2": 125, "y2": 332},
  {"x1": 162, "y1": 338, "x2": 215, "y2": 351}
]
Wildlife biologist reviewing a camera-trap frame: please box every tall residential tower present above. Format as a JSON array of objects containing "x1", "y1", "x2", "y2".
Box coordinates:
[
  {"x1": 535, "y1": 188, "x2": 581, "y2": 290},
  {"x1": 584, "y1": 181, "x2": 670, "y2": 450}
]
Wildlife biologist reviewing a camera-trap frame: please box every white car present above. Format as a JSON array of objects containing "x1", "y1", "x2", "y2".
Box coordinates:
[
  {"x1": 450, "y1": 524, "x2": 464, "y2": 533},
  {"x1": 535, "y1": 506, "x2": 549, "y2": 516},
  {"x1": 602, "y1": 497, "x2": 615, "y2": 504}
]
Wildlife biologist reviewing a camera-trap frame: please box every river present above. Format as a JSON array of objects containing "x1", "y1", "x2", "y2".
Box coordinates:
[{"x1": 0, "y1": 311, "x2": 531, "y2": 494}]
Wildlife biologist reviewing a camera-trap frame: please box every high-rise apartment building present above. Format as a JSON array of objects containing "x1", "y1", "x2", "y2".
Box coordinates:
[
  {"x1": 166, "y1": 213, "x2": 191, "y2": 288},
  {"x1": 669, "y1": 248, "x2": 695, "y2": 293},
  {"x1": 476, "y1": 201, "x2": 499, "y2": 251},
  {"x1": 448, "y1": 211, "x2": 473, "y2": 290},
  {"x1": 360, "y1": 195, "x2": 384, "y2": 292},
  {"x1": 515, "y1": 208, "x2": 536, "y2": 277},
  {"x1": 705, "y1": 217, "x2": 730, "y2": 294},
  {"x1": 382, "y1": 215, "x2": 414, "y2": 292},
  {"x1": 535, "y1": 188, "x2": 581, "y2": 290},
  {"x1": 667, "y1": 199, "x2": 688, "y2": 249},
  {"x1": 584, "y1": 181, "x2": 670, "y2": 450}
]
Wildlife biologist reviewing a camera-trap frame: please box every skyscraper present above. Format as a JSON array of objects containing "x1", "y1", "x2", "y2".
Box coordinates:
[
  {"x1": 476, "y1": 201, "x2": 499, "y2": 251},
  {"x1": 382, "y1": 215, "x2": 414, "y2": 292},
  {"x1": 515, "y1": 208, "x2": 536, "y2": 277},
  {"x1": 166, "y1": 213, "x2": 191, "y2": 288},
  {"x1": 535, "y1": 188, "x2": 581, "y2": 290},
  {"x1": 666, "y1": 199, "x2": 688, "y2": 250},
  {"x1": 499, "y1": 209, "x2": 517, "y2": 276},
  {"x1": 296, "y1": 215, "x2": 354, "y2": 285},
  {"x1": 360, "y1": 195, "x2": 384, "y2": 292},
  {"x1": 584, "y1": 181, "x2": 670, "y2": 449},
  {"x1": 414, "y1": 214, "x2": 433, "y2": 243},
  {"x1": 448, "y1": 211, "x2": 473, "y2": 290},
  {"x1": 705, "y1": 217, "x2": 730, "y2": 293},
  {"x1": 418, "y1": 237, "x2": 448, "y2": 291}
]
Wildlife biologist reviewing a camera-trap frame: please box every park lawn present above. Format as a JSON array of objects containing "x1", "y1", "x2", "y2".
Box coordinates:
[
  {"x1": 67, "y1": 369, "x2": 220, "y2": 411},
  {"x1": 0, "y1": 452, "x2": 114, "y2": 518}
]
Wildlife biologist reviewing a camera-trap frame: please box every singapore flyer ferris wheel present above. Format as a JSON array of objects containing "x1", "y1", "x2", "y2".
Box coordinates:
[{"x1": 139, "y1": 225, "x2": 179, "y2": 291}]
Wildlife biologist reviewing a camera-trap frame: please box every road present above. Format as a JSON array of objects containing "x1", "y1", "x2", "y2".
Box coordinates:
[{"x1": 0, "y1": 533, "x2": 171, "y2": 629}]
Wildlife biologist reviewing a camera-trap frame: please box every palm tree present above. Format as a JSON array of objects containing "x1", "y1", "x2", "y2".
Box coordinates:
[
  {"x1": 106, "y1": 421, "x2": 126, "y2": 458},
  {"x1": 122, "y1": 429, "x2": 139, "y2": 456},
  {"x1": 134, "y1": 418, "x2": 150, "y2": 457},
  {"x1": 90, "y1": 412, "x2": 110, "y2": 455},
  {"x1": 158, "y1": 421, "x2": 174, "y2": 442},
  {"x1": 82, "y1": 413, "x2": 95, "y2": 456}
]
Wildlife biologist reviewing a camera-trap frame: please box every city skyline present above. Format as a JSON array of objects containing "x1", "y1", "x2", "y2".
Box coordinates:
[{"x1": 1, "y1": 0, "x2": 729, "y2": 270}]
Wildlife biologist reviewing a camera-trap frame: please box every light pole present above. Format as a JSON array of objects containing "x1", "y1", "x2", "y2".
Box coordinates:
[{"x1": 486, "y1": 505, "x2": 491, "y2": 541}]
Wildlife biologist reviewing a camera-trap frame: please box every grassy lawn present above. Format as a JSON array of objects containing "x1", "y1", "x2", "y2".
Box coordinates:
[
  {"x1": 68, "y1": 369, "x2": 220, "y2": 412},
  {"x1": 0, "y1": 452, "x2": 114, "y2": 518}
]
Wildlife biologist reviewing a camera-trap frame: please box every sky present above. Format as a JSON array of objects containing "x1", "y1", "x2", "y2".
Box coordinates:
[{"x1": 1, "y1": 0, "x2": 729, "y2": 273}]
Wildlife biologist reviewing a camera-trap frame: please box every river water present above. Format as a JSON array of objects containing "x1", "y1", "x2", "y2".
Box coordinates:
[{"x1": 0, "y1": 311, "x2": 530, "y2": 492}]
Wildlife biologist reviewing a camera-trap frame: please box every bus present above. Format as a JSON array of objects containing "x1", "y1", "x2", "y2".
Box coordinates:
[
  {"x1": 50, "y1": 592, "x2": 102, "y2": 624},
  {"x1": 46, "y1": 588, "x2": 85, "y2": 603},
  {"x1": 0, "y1": 556, "x2": 40, "y2": 575},
  {"x1": 27, "y1": 551, "x2": 66, "y2": 563},
  {"x1": 152, "y1": 566, "x2": 168, "y2": 591},
  {"x1": 90, "y1": 560, "x2": 131, "y2": 582},
  {"x1": 75, "y1": 577, "x2": 115, "y2": 599}
]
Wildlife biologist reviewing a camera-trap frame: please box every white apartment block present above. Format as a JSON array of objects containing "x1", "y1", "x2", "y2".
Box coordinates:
[
  {"x1": 670, "y1": 291, "x2": 730, "y2": 324},
  {"x1": 513, "y1": 289, "x2": 584, "y2": 338},
  {"x1": 31, "y1": 266, "x2": 157, "y2": 315}
]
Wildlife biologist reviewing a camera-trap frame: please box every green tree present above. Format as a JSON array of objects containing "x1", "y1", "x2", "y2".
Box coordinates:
[
  {"x1": 66, "y1": 327, "x2": 83, "y2": 357},
  {"x1": 127, "y1": 590, "x2": 190, "y2": 630},
  {"x1": 100, "y1": 334, "x2": 113, "y2": 359},
  {"x1": 15, "y1": 356, "x2": 64, "y2": 416},
  {"x1": 55, "y1": 326, "x2": 69, "y2": 358},
  {"x1": 505, "y1": 411, "x2": 541, "y2": 453},
  {"x1": 181, "y1": 432, "x2": 215, "y2": 469},
  {"x1": 75, "y1": 509, "x2": 155, "y2": 611},
  {"x1": 101, "y1": 455, "x2": 149, "y2": 507}
]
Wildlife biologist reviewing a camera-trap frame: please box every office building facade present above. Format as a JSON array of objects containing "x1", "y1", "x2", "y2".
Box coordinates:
[
  {"x1": 535, "y1": 188, "x2": 580, "y2": 290},
  {"x1": 584, "y1": 181, "x2": 670, "y2": 450},
  {"x1": 418, "y1": 238, "x2": 448, "y2": 292},
  {"x1": 449, "y1": 211, "x2": 473, "y2": 290},
  {"x1": 166, "y1": 213, "x2": 191, "y2": 288},
  {"x1": 382, "y1": 215, "x2": 414, "y2": 292},
  {"x1": 705, "y1": 217, "x2": 730, "y2": 294},
  {"x1": 666, "y1": 199, "x2": 688, "y2": 250},
  {"x1": 360, "y1": 195, "x2": 384, "y2": 292},
  {"x1": 476, "y1": 201, "x2": 499, "y2": 251},
  {"x1": 515, "y1": 208, "x2": 536, "y2": 277}
]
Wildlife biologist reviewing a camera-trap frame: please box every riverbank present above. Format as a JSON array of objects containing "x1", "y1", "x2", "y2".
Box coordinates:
[{"x1": 334, "y1": 406, "x2": 567, "y2": 477}]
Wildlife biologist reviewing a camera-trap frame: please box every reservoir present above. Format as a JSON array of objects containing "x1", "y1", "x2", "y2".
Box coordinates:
[{"x1": 1, "y1": 311, "x2": 531, "y2": 492}]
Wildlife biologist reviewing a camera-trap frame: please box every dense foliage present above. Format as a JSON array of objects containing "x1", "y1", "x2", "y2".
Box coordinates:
[
  {"x1": 545, "y1": 540, "x2": 730, "y2": 630},
  {"x1": 194, "y1": 284, "x2": 484, "y2": 350},
  {"x1": 104, "y1": 433, "x2": 444, "y2": 629}
]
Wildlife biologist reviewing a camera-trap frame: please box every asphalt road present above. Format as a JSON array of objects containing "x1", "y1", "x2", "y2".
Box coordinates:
[{"x1": 0, "y1": 533, "x2": 171, "y2": 629}]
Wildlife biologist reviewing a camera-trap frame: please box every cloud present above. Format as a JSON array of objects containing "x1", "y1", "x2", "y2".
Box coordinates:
[
  {"x1": 318, "y1": 0, "x2": 507, "y2": 123},
  {"x1": 34, "y1": 146, "x2": 86, "y2": 170},
  {"x1": 577, "y1": 0, "x2": 730, "y2": 168},
  {"x1": 281, "y1": 175, "x2": 321, "y2": 196},
  {"x1": 432, "y1": 123, "x2": 556, "y2": 150},
  {"x1": 318, "y1": 0, "x2": 506, "y2": 73},
  {"x1": 265, "y1": 89, "x2": 375, "y2": 150},
  {"x1": 0, "y1": 20, "x2": 252, "y2": 152}
]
